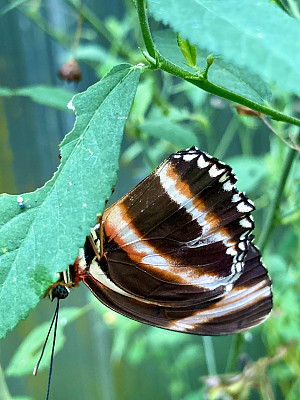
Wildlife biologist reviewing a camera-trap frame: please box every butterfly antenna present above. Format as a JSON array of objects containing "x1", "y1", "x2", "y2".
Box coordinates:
[
  {"x1": 33, "y1": 298, "x2": 60, "y2": 400},
  {"x1": 46, "y1": 298, "x2": 60, "y2": 400}
]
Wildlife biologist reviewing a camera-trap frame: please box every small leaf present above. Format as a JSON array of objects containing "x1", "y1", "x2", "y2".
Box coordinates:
[
  {"x1": 177, "y1": 33, "x2": 197, "y2": 67},
  {"x1": 0, "y1": 63, "x2": 141, "y2": 340},
  {"x1": 0, "y1": 85, "x2": 75, "y2": 110}
]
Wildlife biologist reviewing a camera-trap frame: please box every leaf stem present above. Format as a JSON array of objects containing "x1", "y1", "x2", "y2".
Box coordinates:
[
  {"x1": 186, "y1": 76, "x2": 300, "y2": 128},
  {"x1": 136, "y1": 0, "x2": 300, "y2": 129},
  {"x1": 202, "y1": 336, "x2": 217, "y2": 376},
  {"x1": 258, "y1": 130, "x2": 300, "y2": 252},
  {"x1": 136, "y1": 0, "x2": 156, "y2": 59}
]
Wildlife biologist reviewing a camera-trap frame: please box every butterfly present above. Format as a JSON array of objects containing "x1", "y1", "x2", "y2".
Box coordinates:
[{"x1": 49, "y1": 146, "x2": 273, "y2": 335}]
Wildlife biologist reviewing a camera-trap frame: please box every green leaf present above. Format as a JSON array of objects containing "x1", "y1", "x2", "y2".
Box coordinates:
[
  {"x1": 154, "y1": 30, "x2": 272, "y2": 104},
  {"x1": 226, "y1": 155, "x2": 267, "y2": 192},
  {"x1": 0, "y1": 85, "x2": 75, "y2": 110},
  {"x1": 12, "y1": 397, "x2": 33, "y2": 400},
  {"x1": 140, "y1": 113, "x2": 199, "y2": 148},
  {"x1": 6, "y1": 307, "x2": 85, "y2": 376},
  {"x1": 177, "y1": 34, "x2": 197, "y2": 67},
  {"x1": 0, "y1": 0, "x2": 28, "y2": 16},
  {"x1": 0, "y1": 88, "x2": 13, "y2": 96},
  {"x1": 0, "y1": 63, "x2": 141, "y2": 340},
  {"x1": 75, "y1": 44, "x2": 123, "y2": 66},
  {"x1": 148, "y1": 0, "x2": 300, "y2": 97},
  {"x1": 130, "y1": 77, "x2": 154, "y2": 122},
  {"x1": 121, "y1": 141, "x2": 144, "y2": 164}
]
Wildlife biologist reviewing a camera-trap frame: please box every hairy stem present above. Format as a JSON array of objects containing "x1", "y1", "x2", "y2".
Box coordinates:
[{"x1": 136, "y1": 0, "x2": 156, "y2": 59}]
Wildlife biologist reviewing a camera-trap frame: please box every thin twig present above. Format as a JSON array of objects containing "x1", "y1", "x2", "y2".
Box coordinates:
[{"x1": 261, "y1": 115, "x2": 300, "y2": 152}]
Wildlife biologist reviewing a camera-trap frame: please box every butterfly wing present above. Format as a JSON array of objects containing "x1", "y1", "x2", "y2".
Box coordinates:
[
  {"x1": 100, "y1": 148, "x2": 256, "y2": 303},
  {"x1": 82, "y1": 147, "x2": 272, "y2": 334},
  {"x1": 83, "y1": 244, "x2": 272, "y2": 334}
]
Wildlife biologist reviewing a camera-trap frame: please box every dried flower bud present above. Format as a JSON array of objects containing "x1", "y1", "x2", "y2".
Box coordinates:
[
  {"x1": 234, "y1": 105, "x2": 262, "y2": 118},
  {"x1": 58, "y1": 58, "x2": 82, "y2": 82}
]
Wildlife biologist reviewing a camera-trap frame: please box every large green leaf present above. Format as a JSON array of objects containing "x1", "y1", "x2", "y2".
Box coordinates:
[
  {"x1": 154, "y1": 30, "x2": 272, "y2": 105},
  {"x1": 148, "y1": 0, "x2": 300, "y2": 97},
  {"x1": 0, "y1": 63, "x2": 141, "y2": 339}
]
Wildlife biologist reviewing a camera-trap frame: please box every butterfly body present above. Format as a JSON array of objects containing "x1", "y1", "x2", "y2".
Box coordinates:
[{"x1": 67, "y1": 147, "x2": 272, "y2": 335}]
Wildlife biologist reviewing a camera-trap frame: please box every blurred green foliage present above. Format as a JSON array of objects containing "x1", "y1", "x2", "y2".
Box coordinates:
[{"x1": 0, "y1": 1, "x2": 300, "y2": 400}]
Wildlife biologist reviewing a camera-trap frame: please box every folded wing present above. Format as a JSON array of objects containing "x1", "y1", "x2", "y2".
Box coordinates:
[{"x1": 83, "y1": 244, "x2": 272, "y2": 335}]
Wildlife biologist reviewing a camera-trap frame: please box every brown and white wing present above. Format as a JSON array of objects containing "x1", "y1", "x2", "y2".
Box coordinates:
[
  {"x1": 83, "y1": 244, "x2": 272, "y2": 335},
  {"x1": 82, "y1": 147, "x2": 272, "y2": 334},
  {"x1": 100, "y1": 147, "x2": 256, "y2": 304}
]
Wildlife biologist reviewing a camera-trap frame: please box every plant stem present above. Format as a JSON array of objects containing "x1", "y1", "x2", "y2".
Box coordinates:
[
  {"x1": 202, "y1": 336, "x2": 217, "y2": 376},
  {"x1": 258, "y1": 130, "x2": 300, "y2": 252},
  {"x1": 136, "y1": 0, "x2": 300, "y2": 129},
  {"x1": 136, "y1": 0, "x2": 156, "y2": 59},
  {"x1": 73, "y1": 0, "x2": 83, "y2": 54},
  {"x1": 214, "y1": 115, "x2": 240, "y2": 159},
  {"x1": 187, "y1": 78, "x2": 300, "y2": 129},
  {"x1": 225, "y1": 334, "x2": 244, "y2": 373},
  {"x1": 65, "y1": 0, "x2": 111, "y2": 41}
]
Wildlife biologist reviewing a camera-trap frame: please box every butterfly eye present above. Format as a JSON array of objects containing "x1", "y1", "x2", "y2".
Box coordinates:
[{"x1": 50, "y1": 284, "x2": 70, "y2": 300}]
